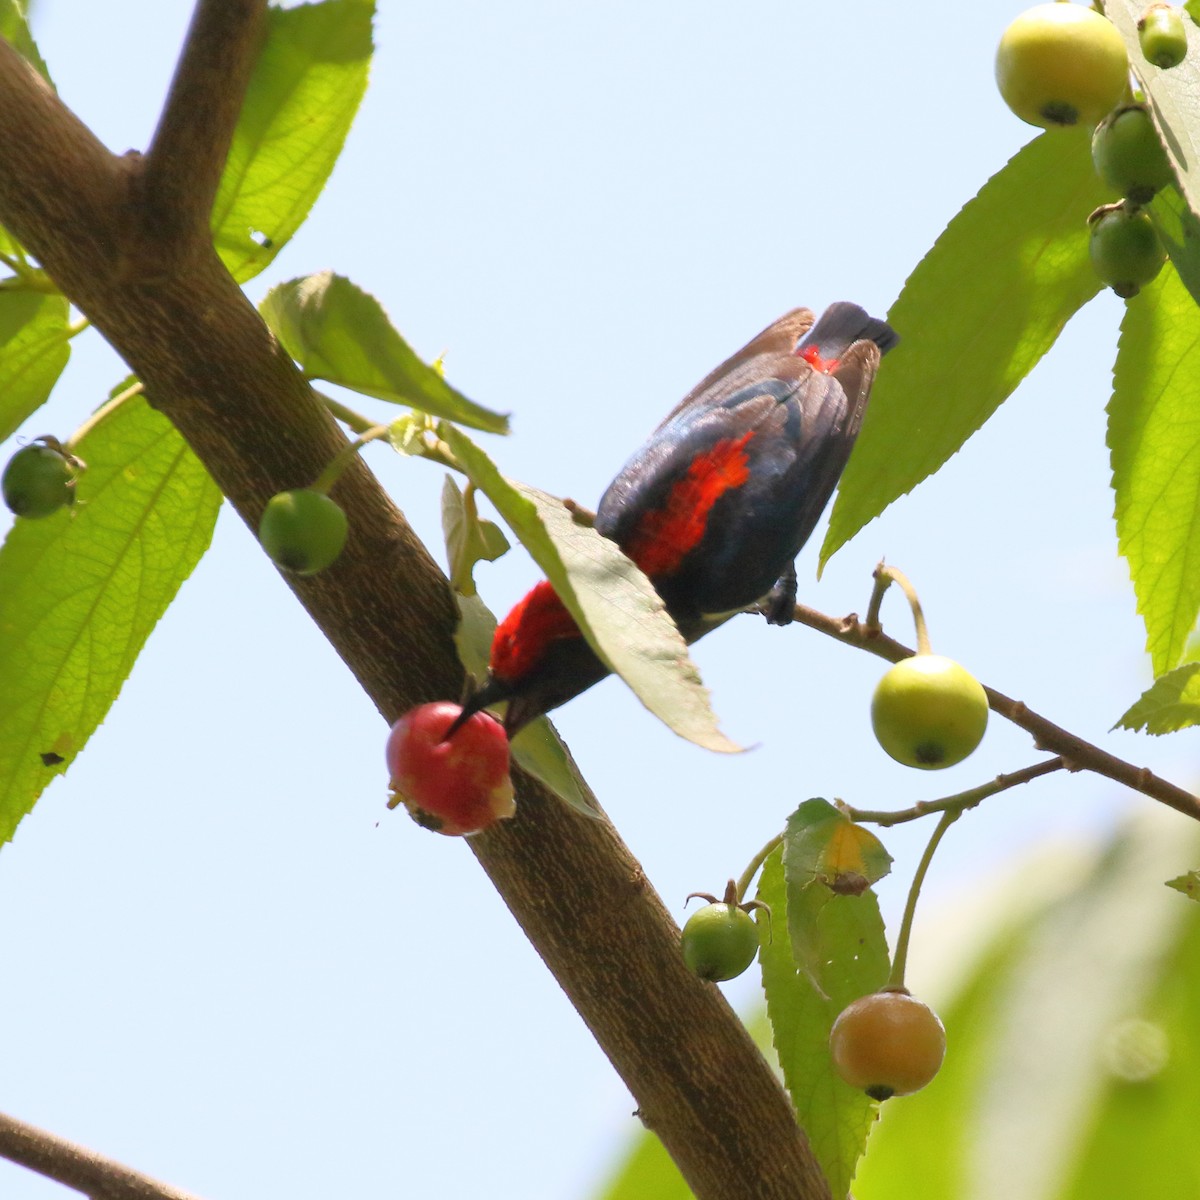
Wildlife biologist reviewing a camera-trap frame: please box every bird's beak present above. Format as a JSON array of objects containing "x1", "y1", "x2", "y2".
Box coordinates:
[{"x1": 442, "y1": 675, "x2": 512, "y2": 742}]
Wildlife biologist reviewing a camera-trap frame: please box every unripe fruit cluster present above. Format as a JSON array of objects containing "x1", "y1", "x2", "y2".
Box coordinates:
[{"x1": 994, "y1": 3, "x2": 1184, "y2": 298}]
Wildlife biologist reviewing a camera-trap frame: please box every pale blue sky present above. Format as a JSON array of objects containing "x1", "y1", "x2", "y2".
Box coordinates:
[{"x1": 2, "y1": 3, "x2": 1194, "y2": 1198}]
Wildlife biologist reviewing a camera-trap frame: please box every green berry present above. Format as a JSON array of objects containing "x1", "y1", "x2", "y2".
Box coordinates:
[
  {"x1": 871, "y1": 654, "x2": 989, "y2": 770},
  {"x1": 1088, "y1": 204, "x2": 1166, "y2": 298},
  {"x1": 1092, "y1": 106, "x2": 1174, "y2": 204},
  {"x1": 995, "y1": 4, "x2": 1130, "y2": 129},
  {"x1": 1138, "y1": 4, "x2": 1188, "y2": 68},
  {"x1": 258, "y1": 488, "x2": 348, "y2": 575},
  {"x1": 830, "y1": 990, "x2": 947, "y2": 1101},
  {"x1": 681, "y1": 901, "x2": 760, "y2": 982},
  {"x1": 2, "y1": 439, "x2": 81, "y2": 519}
]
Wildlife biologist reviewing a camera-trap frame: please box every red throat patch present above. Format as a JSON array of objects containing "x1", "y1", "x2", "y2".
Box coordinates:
[
  {"x1": 490, "y1": 579, "x2": 581, "y2": 682},
  {"x1": 624, "y1": 431, "x2": 754, "y2": 577},
  {"x1": 798, "y1": 344, "x2": 840, "y2": 374}
]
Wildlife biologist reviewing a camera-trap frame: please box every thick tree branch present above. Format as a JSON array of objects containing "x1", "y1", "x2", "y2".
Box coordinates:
[
  {"x1": 0, "y1": 1111, "x2": 206, "y2": 1200},
  {"x1": 0, "y1": 26, "x2": 827, "y2": 1200},
  {"x1": 142, "y1": 0, "x2": 266, "y2": 247},
  {"x1": 787, "y1": 601, "x2": 1200, "y2": 824}
]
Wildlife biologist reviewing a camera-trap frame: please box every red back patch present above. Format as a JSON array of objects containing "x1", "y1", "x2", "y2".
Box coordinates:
[{"x1": 624, "y1": 431, "x2": 754, "y2": 577}]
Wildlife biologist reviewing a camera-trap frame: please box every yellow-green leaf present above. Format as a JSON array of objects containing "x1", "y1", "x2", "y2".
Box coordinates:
[
  {"x1": 759, "y1": 838, "x2": 890, "y2": 1200},
  {"x1": 261, "y1": 272, "x2": 509, "y2": 434},
  {"x1": 1109, "y1": 264, "x2": 1200, "y2": 675},
  {"x1": 822, "y1": 132, "x2": 1107, "y2": 566},
  {"x1": 1116, "y1": 661, "x2": 1200, "y2": 733},
  {"x1": 1166, "y1": 870, "x2": 1200, "y2": 900},
  {"x1": 212, "y1": 0, "x2": 373, "y2": 283},
  {"x1": 0, "y1": 395, "x2": 220, "y2": 845},
  {"x1": 784, "y1": 797, "x2": 893, "y2": 895},
  {"x1": 0, "y1": 292, "x2": 72, "y2": 441},
  {"x1": 0, "y1": 0, "x2": 51, "y2": 85}
]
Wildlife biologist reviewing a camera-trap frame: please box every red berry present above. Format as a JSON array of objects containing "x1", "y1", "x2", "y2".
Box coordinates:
[{"x1": 386, "y1": 701, "x2": 515, "y2": 836}]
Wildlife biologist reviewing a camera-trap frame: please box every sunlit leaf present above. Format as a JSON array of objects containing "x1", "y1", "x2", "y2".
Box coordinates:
[
  {"x1": 759, "y1": 836, "x2": 890, "y2": 1200},
  {"x1": 1149, "y1": 181, "x2": 1200, "y2": 307},
  {"x1": 0, "y1": 292, "x2": 71, "y2": 441},
  {"x1": 212, "y1": 0, "x2": 373, "y2": 283},
  {"x1": 1166, "y1": 870, "x2": 1200, "y2": 900},
  {"x1": 0, "y1": 395, "x2": 220, "y2": 845},
  {"x1": 822, "y1": 132, "x2": 1107, "y2": 566},
  {"x1": 1109, "y1": 264, "x2": 1200, "y2": 675},
  {"x1": 441, "y1": 423, "x2": 739, "y2": 753},
  {"x1": 1116, "y1": 661, "x2": 1200, "y2": 733},
  {"x1": 260, "y1": 272, "x2": 509, "y2": 433}
]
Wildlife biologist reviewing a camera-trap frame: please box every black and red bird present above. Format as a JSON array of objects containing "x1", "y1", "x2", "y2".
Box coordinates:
[{"x1": 456, "y1": 302, "x2": 898, "y2": 736}]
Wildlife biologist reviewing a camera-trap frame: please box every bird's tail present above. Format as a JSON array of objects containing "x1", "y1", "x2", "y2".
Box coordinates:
[{"x1": 796, "y1": 301, "x2": 898, "y2": 361}]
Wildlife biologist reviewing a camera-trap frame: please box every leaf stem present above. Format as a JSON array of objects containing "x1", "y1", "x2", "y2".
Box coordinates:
[
  {"x1": 311, "y1": 423, "x2": 392, "y2": 495},
  {"x1": 888, "y1": 809, "x2": 958, "y2": 990},
  {"x1": 314, "y1": 389, "x2": 377, "y2": 435},
  {"x1": 64, "y1": 379, "x2": 145, "y2": 452},
  {"x1": 737, "y1": 833, "x2": 784, "y2": 902},
  {"x1": 868, "y1": 562, "x2": 931, "y2": 654}
]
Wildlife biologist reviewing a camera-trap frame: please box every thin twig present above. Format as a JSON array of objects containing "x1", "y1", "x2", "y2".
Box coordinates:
[
  {"x1": 784, "y1": 601, "x2": 1200, "y2": 823},
  {"x1": 843, "y1": 759, "x2": 1066, "y2": 826},
  {"x1": 141, "y1": 0, "x2": 267, "y2": 244},
  {"x1": 0, "y1": 1111, "x2": 207, "y2": 1200}
]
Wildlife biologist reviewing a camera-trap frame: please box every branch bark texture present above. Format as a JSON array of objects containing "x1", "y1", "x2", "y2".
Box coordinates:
[{"x1": 0, "y1": 13, "x2": 826, "y2": 1200}]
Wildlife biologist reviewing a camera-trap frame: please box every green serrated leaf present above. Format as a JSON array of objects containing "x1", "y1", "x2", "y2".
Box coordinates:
[
  {"x1": 759, "y1": 841, "x2": 890, "y2": 1200},
  {"x1": 1149, "y1": 179, "x2": 1200, "y2": 307},
  {"x1": 440, "y1": 423, "x2": 739, "y2": 753},
  {"x1": 785, "y1": 797, "x2": 893, "y2": 895},
  {"x1": 0, "y1": 0, "x2": 52, "y2": 84},
  {"x1": 0, "y1": 291, "x2": 71, "y2": 441},
  {"x1": 1116, "y1": 661, "x2": 1200, "y2": 732},
  {"x1": 212, "y1": 0, "x2": 373, "y2": 283},
  {"x1": 1109, "y1": 264, "x2": 1200, "y2": 675},
  {"x1": 0, "y1": 396, "x2": 220, "y2": 845},
  {"x1": 821, "y1": 131, "x2": 1107, "y2": 566},
  {"x1": 1166, "y1": 869, "x2": 1200, "y2": 899},
  {"x1": 441, "y1": 475, "x2": 509, "y2": 596},
  {"x1": 260, "y1": 272, "x2": 509, "y2": 434},
  {"x1": 450, "y1": 590, "x2": 596, "y2": 818}
]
